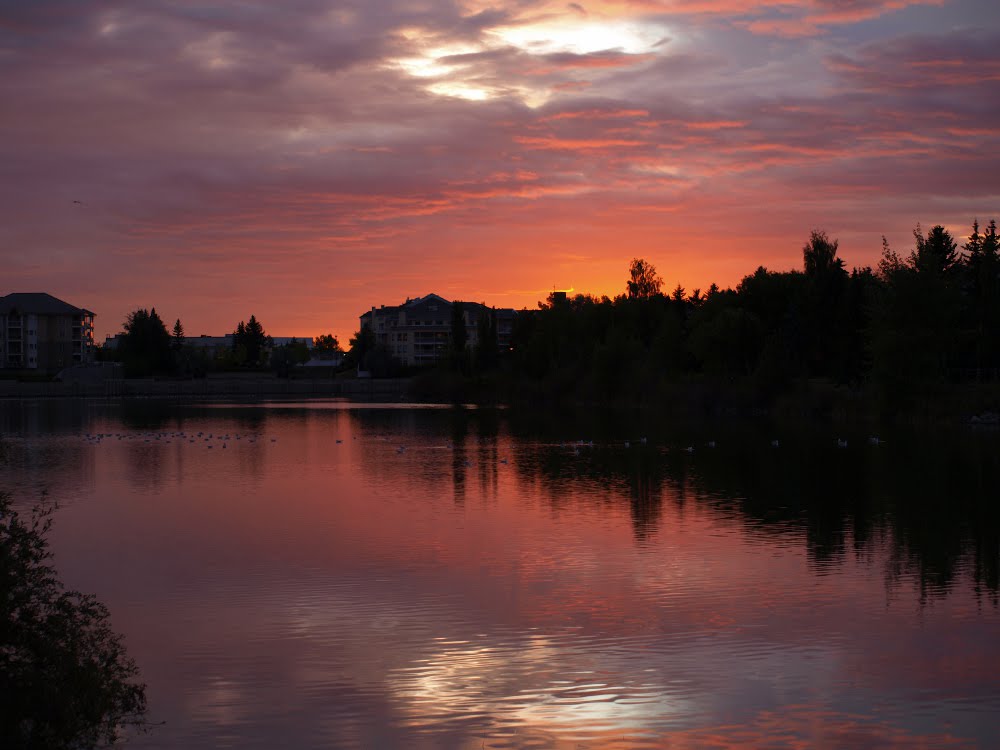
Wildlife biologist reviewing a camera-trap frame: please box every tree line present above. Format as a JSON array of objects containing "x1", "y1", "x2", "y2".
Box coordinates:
[
  {"x1": 105, "y1": 311, "x2": 343, "y2": 378},
  {"x1": 107, "y1": 216, "x2": 999, "y2": 416},
  {"x1": 493, "y1": 219, "x2": 999, "y2": 414}
]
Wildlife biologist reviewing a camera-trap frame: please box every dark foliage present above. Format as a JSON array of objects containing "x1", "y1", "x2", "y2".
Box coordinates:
[
  {"x1": 117, "y1": 308, "x2": 172, "y2": 377},
  {"x1": 312, "y1": 334, "x2": 342, "y2": 353},
  {"x1": 232, "y1": 315, "x2": 272, "y2": 368},
  {"x1": 0, "y1": 493, "x2": 147, "y2": 748},
  {"x1": 450, "y1": 302, "x2": 468, "y2": 373},
  {"x1": 502, "y1": 220, "x2": 1000, "y2": 415},
  {"x1": 270, "y1": 338, "x2": 310, "y2": 378},
  {"x1": 626, "y1": 258, "x2": 663, "y2": 300}
]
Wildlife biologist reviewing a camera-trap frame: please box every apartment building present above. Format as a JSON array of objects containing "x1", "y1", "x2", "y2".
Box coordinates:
[
  {"x1": 0, "y1": 293, "x2": 96, "y2": 372},
  {"x1": 360, "y1": 293, "x2": 516, "y2": 367}
]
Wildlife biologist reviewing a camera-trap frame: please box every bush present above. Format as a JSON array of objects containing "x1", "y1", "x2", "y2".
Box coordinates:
[{"x1": 0, "y1": 493, "x2": 147, "y2": 748}]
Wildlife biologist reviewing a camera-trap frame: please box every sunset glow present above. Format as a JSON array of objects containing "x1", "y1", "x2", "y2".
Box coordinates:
[{"x1": 1, "y1": 0, "x2": 997, "y2": 340}]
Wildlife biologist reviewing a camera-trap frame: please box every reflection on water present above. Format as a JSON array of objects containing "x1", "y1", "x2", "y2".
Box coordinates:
[{"x1": 0, "y1": 399, "x2": 998, "y2": 748}]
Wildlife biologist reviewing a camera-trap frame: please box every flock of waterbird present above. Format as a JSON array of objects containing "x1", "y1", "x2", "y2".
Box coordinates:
[
  {"x1": 77, "y1": 430, "x2": 884, "y2": 459},
  {"x1": 81, "y1": 430, "x2": 278, "y2": 449},
  {"x1": 356, "y1": 433, "x2": 885, "y2": 461}
]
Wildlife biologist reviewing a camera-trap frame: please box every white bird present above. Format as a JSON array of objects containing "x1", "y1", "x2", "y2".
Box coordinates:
[
  {"x1": 837, "y1": 438, "x2": 848, "y2": 448},
  {"x1": 771, "y1": 440, "x2": 780, "y2": 448},
  {"x1": 707, "y1": 441, "x2": 716, "y2": 448}
]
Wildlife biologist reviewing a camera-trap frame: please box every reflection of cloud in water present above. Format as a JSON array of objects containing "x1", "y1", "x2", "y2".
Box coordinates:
[
  {"x1": 275, "y1": 580, "x2": 860, "y2": 746},
  {"x1": 388, "y1": 633, "x2": 692, "y2": 740},
  {"x1": 188, "y1": 677, "x2": 249, "y2": 729}
]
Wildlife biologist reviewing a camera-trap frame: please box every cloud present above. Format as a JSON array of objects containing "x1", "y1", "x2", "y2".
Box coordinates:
[{"x1": 0, "y1": 0, "x2": 997, "y2": 339}]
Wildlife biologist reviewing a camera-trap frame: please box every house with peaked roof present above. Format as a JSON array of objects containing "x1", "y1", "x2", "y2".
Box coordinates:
[
  {"x1": 0, "y1": 293, "x2": 95, "y2": 373},
  {"x1": 360, "y1": 293, "x2": 516, "y2": 367}
]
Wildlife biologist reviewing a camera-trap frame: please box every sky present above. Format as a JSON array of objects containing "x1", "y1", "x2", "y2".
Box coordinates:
[{"x1": 2, "y1": 0, "x2": 999, "y2": 342}]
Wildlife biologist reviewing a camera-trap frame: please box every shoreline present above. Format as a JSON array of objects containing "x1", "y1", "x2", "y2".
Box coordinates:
[
  {"x1": 1, "y1": 373, "x2": 998, "y2": 429},
  {"x1": 0, "y1": 374, "x2": 412, "y2": 401}
]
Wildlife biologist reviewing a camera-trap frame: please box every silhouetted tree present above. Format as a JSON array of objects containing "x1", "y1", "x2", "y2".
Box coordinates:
[
  {"x1": 0, "y1": 493, "x2": 147, "y2": 747},
  {"x1": 803, "y1": 230, "x2": 845, "y2": 278},
  {"x1": 346, "y1": 324, "x2": 374, "y2": 370},
  {"x1": 270, "y1": 338, "x2": 309, "y2": 378},
  {"x1": 119, "y1": 308, "x2": 172, "y2": 377},
  {"x1": 232, "y1": 315, "x2": 271, "y2": 368},
  {"x1": 312, "y1": 334, "x2": 342, "y2": 353},
  {"x1": 496, "y1": 223, "x2": 1000, "y2": 410},
  {"x1": 871, "y1": 226, "x2": 964, "y2": 412},
  {"x1": 627, "y1": 258, "x2": 663, "y2": 299},
  {"x1": 911, "y1": 224, "x2": 959, "y2": 277},
  {"x1": 962, "y1": 219, "x2": 1000, "y2": 377},
  {"x1": 450, "y1": 302, "x2": 468, "y2": 372},
  {"x1": 798, "y1": 231, "x2": 850, "y2": 377},
  {"x1": 171, "y1": 319, "x2": 184, "y2": 350},
  {"x1": 474, "y1": 308, "x2": 498, "y2": 372}
]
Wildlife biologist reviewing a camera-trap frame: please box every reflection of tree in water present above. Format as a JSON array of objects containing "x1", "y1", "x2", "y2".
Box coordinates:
[
  {"x1": 1, "y1": 493, "x2": 147, "y2": 748},
  {"x1": 506, "y1": 409, "x2": 999, "y2": 601},
  {"x1": 688, "y1": 430, "x2": 1000, "y2": 603},
  {"x1": 118, "y1": 399, "x2": 176, "y2": 432},
  {"x1": 0, "y1": 400, "x2": 92, "y2": 437},
  {"x1": 450, "y1": 414, "x2": 469, "y2": 506},
  {"x1": 518, "y1": 444, "x2": 673, "y2": 542}
]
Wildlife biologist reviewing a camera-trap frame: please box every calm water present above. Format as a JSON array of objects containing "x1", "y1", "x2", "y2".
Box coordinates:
[{"x1": 2, "y1": 399, "x2": 999, "y2": 749}]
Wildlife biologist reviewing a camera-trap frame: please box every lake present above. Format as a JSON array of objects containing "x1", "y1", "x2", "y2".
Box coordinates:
[{"x1": 1, "y1": 399, "x2": 998, "y2": 749}]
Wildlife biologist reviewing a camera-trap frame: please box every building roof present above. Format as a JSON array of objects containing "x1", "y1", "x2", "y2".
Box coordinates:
[
  {"x1": 361, "y1": 293, "x2": 517, "y2": 322},
  {"x1": 0, "y1": 292, "x2": 94, "y2": 316}
]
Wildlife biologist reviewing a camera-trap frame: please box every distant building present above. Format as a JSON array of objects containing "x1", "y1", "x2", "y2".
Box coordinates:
[
  {"x1": 0, "y1": 293, "x2": 95, "y2": 372},
  {"x1": 104, "y1": 333, "x2": 313, "y2": 354},
  {"x1": 299, "y1": 350, "x2": 346, "y2": 373},
  {"x1": 360, "y1": 293, "x2": 516, "y2": 367},
  {"x1": 185, "y1": 334, "x2": 236, "y2": 351},
  {"x1": 271, "y1": 337, "x2": 314, "y2": 350}
]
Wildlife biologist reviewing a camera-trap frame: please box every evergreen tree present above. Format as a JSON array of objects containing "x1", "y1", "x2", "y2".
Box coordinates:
[
  {"x1": 172, "y1": 319, "x2": 185, "y2": 350},
  {"x1": 232, "y1": 315, "x2": 271, "y2": 367},
  {"x1": 119, "y1": 307, "x2": 172, "y2": 376},
  {"x1": 962, "y1": 219, "x2": 1000, "y2": 376},
  {"x1": 911, "y1": 224, "x2": 959, "y2": 277}
]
